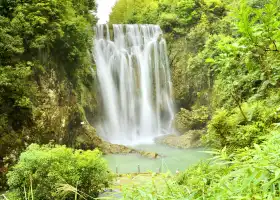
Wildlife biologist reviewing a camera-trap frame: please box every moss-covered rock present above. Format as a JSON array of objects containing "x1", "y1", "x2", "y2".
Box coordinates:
[
  {"x1": 155, "y1": 130, "x2": 204, "y2": 149},
  {"x1": 74, "y1": 124, "x2": 162, "y2": 159},
  {"x1": 139, "y1": 151, "x2": 159, "y2": 159},
  {"x1": 100, "y1": 142, "x2": 136, "y2": 154},
  {"x1": 72, "y1": 124, "x2": 134, "y2": 154}
]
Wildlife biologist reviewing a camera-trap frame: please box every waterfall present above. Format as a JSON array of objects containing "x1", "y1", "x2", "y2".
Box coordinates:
[{"x1": 94, "y1": 24, "x2": 174, "y2": 145}]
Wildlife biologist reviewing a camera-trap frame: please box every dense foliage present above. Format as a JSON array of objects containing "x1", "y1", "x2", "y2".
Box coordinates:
[
  {"x1": 6, "y1": 144, "x2": 112, "y2": 199},
  {"x1": 0, "y1": 0, "x2": 98, "y2": 190},
  {"x1": 174, "y1": 106, "x2": 209, "y2": 133}
]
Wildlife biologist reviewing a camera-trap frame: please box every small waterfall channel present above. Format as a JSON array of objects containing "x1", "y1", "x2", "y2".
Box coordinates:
[{"x1": 94, "y1": 24, "x2": 175, "y2": 145}]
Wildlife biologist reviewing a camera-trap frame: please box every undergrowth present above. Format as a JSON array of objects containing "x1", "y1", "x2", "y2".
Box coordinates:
[
  {"x1": 5, "y1": 144, "x2": 113, "y2": 200},
  {"x1": 120, "y1": 130, "x2": 280, "y2": 199}
]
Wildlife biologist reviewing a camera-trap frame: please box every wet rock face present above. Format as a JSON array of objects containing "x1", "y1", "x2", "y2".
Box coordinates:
[
  {"x1": 100, "y1": 142, "x2": 136, "y2": 154},
  {"x1": 97, "y1": 140, "x2": 160, "y2": 159},
  {"x1": 74, "y1": 124, "x2": 161, "y2": 159},
  {"x1": 139, "y1": 151, "x2": 159, "y2": 159},
  {"x1": 154, "y1": 130, "x2": 204, "y2": 149},
  {"x1": 74, "y1": 124, "x2": 137, "y2": 154}
]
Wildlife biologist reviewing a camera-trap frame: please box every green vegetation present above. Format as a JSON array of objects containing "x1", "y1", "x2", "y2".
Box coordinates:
[
  {"x1": 205, "y1": 95, "x2": 280, "y2": 150},
  {"x1": 174, "y1": 106, "x2": 209, "y2": 133},
  {"x1": 1, "y1": 0, "x2": 280, "y2": 198},
  {"x1": 6, "y1": 144, "x2": 112, "y2": 200},
  {"x1": 0, "y1": 0, "x2": 100, "y2": 190}
]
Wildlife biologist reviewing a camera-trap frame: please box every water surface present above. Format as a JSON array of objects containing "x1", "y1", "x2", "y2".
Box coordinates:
[{"x1": 104, "y1": 144, "x2": 209, "y2": 174}]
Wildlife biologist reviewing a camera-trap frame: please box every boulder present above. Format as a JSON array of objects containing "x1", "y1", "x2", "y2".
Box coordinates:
[{"x1": 155, "y1": 130, "x2": 204, "y2": 149}]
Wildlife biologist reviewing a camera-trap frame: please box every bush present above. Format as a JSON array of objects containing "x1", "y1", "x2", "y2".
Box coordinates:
[
  {"x1": 204, "y1": 99, "x2": 280, "y2": 150},
  {"x1": 174, "y1": 106, "x2": 209, "y2": 134},
  {"x1": 7, "y1": 144, "x2": 113, "y2": 200}
]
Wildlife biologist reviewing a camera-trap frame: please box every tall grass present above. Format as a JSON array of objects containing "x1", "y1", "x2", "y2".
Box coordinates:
[{"x1": 4, "y1": 180, "x2": 97, "y2": 200}]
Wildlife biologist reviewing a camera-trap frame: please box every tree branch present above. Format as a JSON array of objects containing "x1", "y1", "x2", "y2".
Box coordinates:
[{"x1": 231, "y1": 93, "x2": 248, "y2": 122}]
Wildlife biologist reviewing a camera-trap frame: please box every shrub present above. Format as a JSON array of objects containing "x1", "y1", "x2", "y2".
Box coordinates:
[
  {"x1": 7, "y1": 144, "x2": 113, "y2": 200},
  {"x1": 204, "y1": 99, "x2": 280, "y2": 150},
  {"x1": 174, "y1": 106, "x2": 209, "y2": 134}
]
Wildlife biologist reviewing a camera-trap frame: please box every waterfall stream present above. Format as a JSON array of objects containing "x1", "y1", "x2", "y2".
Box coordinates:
[{"x1": 94, "y1": 24, "x2": 174, "y2": 145}]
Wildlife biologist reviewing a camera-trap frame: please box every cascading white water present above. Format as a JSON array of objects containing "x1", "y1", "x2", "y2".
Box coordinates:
[{"x1": 94, "y1": 24, "x2": 174, "y2": 145}]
